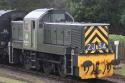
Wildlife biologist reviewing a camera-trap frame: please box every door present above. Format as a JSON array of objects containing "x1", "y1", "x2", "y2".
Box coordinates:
[{"x1": 23, "y1": 20, "x2": 36, "y2": 49}]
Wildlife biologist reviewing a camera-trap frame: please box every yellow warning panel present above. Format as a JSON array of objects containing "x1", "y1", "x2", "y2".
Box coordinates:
[
  {"x1": 84, "y1": 25, "x2": 109, "y2": 54},
  {"x1": 78, "y1": 53, "x2": 115, "y2": 79}
]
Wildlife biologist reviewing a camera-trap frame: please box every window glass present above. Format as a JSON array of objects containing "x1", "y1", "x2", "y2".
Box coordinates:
[
  {"x1": 52, "y1": 14, "x2": 65, "y2": 22},
  {"x1": 32, "y1": 20, "x2": 35, "y2": 29},
  {"x1": 39, "y1": 14, "x2": 51, "y2": 28},
  {"x1": 24, "y1": 21, "x2": 30, "y2": 31},
  {"x1": 65, "y1": 14, "x2": 73, "y2": 22}
]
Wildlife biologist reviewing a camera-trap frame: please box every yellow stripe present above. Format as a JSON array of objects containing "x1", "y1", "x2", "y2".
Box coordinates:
[
  {"x1": 98, "y1": 26, "x2": 108, "y2": 36},
  {"x1": 85, "y1": 26, "x2": 108, "y2": 45},
  {"x1": 85, "y1": 26, "x2": 94, "y2": 37},
  {"x1": 85, "y1": 50, "x2": 88, "y2": 53},
  {"x1": 85, "y1": 30, "x2": 96, "y2": 45},
  {"x1": 85, "y1": 29, "x2": 108, "y2": 45},
  {"x1": 92, "y1": 37, "x2": 101, "y2": 50},
  {"x1": 92, "y1": 37, "x2": 104, "y2": 53},
  {"x1": 105, "y1": 26, "x2": 108, "y2": 29},
  {"x1": 106, "y1": 49, "x2": 109, "y2": 52},
  {"x1": 85, "y1": 30, "x2": 108, "y2": 45},
  {"x1": 96, "y1": 30, "x2": 108, "y2": 45},
  {"x1": 84, "y1": 26, "x2": 87, "y2": 30},
  {"x1": 98, "y1": 50, "x2": 104, "y2": 53},
  {"x1": 96, "y1": 45, "x2": 99, "y2": 50},
  {"x1": 90, "y1": 50, "x2": 95, "y2": 53},
  {"x1": 92, "y1": 37, "x2": 101, "y2": 43}
]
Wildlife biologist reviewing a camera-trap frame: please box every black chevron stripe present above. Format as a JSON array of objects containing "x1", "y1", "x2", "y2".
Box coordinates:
[
  {"x1": 85, "y1": 26, "x2": 95, "y2": 41},
  {"x1": 85, "y1": 34, "x2": 108, "y2": 48},
  {"x1": 102, "y1": 49, "x2": 106, "y2": 53},
  {"x1": 97, "y1": 27, "x2": 108, "y2": 40},
  {"x1": 84, "y1": 26, "x2": 109, "y2": 54},
  {"x1": 102, "y1": 26, "x2": 108, "y2": 32},
  {"x1": 87, "y1": 50, "x2": 92, "y2": 53},
  {"x1": 89, "y1": 34, "x2": 102, "y2": 43},
  {"x1": 85, "y1": 26, "x2": 91, "y2": 33},
  {"x1": 85, "y1": 26, "x2": 108, "y2": 42},
  {"x1": 85, "y1": 29, "x2": 108, "y2": 45},
  {"x1": 89, "y1": 34, "x2": 108, "y2": 45}
]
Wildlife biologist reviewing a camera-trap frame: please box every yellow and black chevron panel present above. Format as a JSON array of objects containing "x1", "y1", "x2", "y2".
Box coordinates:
[{"x1": 84, "y1": 25, "x2": 109, "y2": 54}]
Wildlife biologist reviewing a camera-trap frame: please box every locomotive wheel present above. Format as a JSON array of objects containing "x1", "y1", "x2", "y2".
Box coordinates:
[
  {"x1": 43, "y1": 62, "x2": 53, "y2": 75},
  {"x1": 35, "y1": 60, "x2": 41, "y2": 71},
  {"x1": 3, "y1": 52, "x2": 9, "y2": 64},
  {"x1": 57, "y1": 64, "x2": 66, "y2": 77},
  {"x1": 24, "y1": 56, "x2": 31, "y2": 70}
]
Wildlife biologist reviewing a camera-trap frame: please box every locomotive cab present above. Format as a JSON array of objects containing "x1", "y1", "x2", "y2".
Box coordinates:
[{"x1": 23, "y1": 8, "x2": 74, "y2": 50}]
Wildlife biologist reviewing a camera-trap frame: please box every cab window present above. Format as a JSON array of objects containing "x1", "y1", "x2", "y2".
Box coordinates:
[{"x1": 32, "y1": 20, "x2": 35, "y2": 29}]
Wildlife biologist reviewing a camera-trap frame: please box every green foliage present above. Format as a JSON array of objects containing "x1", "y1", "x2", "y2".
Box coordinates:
[
  {"x1": 67, "y1": 0, "x2": 125, "y2": 34},
  {"x1": 0, "y1": 0, "x2": 125, "y2": 34},
  {"x1": 110, "y1": 34, "x2": 125, "y2": 42},
  {"x1": 115, "y1": 64, "x2": 125, "y2": 76},
  {"x1": 67, "y1": 0, "x2": 125, "y2": 22},
  {"x1": 120, "y1": 10, "x2": 125, "y2": 26},
  {"x1": 0, "y1": 0, "x2": 8, "y2": 9},
  {"x1": 8, "y1": 0, "x2": 53, "y2": 11},
  {"x1": 0, "y1": 0, "x2": 66, "y2": 11}
]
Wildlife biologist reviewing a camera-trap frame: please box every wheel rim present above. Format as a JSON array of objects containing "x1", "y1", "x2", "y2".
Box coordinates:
[
  {"x1": 43, "y1": 62, "x2": 53, "y2": 75},
  {"x1": 24, "y1": 59, "x2": 31, "y2": 70},
  {"x1": 57, "y1": 64, "x2": 66, "y2": 77},
  {"x1": 24, "y1": 56, "x2": 31, "y2": 70}
]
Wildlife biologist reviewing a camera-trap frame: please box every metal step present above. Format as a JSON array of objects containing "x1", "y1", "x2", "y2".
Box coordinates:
[
  {"x1": 65, "y1": 54, "x2": 73, "y2": 75},
  {"x1": 31, "y1": 60, "x2": 36, "y2": 62},
  {"x1": 31, "y1": 66, "x2": 36, "y2": 68}
]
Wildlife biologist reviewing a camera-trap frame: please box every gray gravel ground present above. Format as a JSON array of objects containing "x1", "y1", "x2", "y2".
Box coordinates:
[
  {"x1": 0, "y1": 66, "x2": 60, "y2": 83},
  {"x1": 0, "y1": 66, "x2": 124, "y2": 83}
]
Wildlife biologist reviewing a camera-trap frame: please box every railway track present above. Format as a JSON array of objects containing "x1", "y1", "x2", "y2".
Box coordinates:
[
  {"x1": 103, "y1": 78, "x2": 125, "y2": 83},
  {"x1": 0, "y1": 64, "x2": 124, "y2": 83}
]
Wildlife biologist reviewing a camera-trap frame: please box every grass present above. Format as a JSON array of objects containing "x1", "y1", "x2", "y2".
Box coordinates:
[
  {"x1": 109, "y1": 34, "x2": 125, "y2": 42},
  {"x1": 114, "y1": 64, "x2": 125, "y2": 76},
  {"x1": 0, "y1": 76, "x2": 27, "y2": 83},
  {"x1": 110, "y1": 35, "x2": 125, "y2": 76}
]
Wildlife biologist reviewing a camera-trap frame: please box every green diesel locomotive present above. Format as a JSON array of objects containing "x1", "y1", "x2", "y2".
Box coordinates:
[{"x1": 10, "y1": 8, "x2": 119, "y2": 79}]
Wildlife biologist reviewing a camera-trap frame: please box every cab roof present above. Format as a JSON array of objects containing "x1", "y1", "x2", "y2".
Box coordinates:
[
  {"x1": 45, "y1": 22, "x2": 110, "y2": 26},
  {"x1": 0, "y1": 10, "x2": 12, "y2": 16},
  {"x1": 24, "y1": 8, "x2": 53, "y2": 20}
]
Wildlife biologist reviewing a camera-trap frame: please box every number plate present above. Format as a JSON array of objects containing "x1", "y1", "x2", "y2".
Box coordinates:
[{"x1": 86, "y1": 42, "x2": 107, "y2": 51}]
